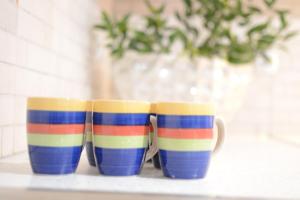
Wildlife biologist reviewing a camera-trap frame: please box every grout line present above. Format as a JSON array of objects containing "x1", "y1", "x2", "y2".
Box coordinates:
[
  {"x1": 0, "y1": 60, "x2": 93, "y2": 86},
  {"x1": 0, "y1": 3, "x2": 90, "y2": 51},
  {"x1": 18, "y1": 4, "x2": 92, "y2": 49},
  {"x1": 0, "y1": 25, "x2": 91, "y2": 66},
  {"x1": 52, "y1": 1, "x2": 98, "y2": 30}
]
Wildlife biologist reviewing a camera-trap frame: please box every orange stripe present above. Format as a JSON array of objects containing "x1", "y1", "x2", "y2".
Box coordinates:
[
  {"x1": 93, "y1": 125, "x2": 149, "y2": 136},
  {"x1": 27, "y1": 124, "x2": 84, "y2": 134},
  {"x1": 158, "y1": 128, "x2": 213, "y2": 139}
]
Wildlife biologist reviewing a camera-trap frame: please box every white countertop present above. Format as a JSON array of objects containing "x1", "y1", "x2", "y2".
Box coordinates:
[{"x1": 0, "y1": 136, "x2": 300, "y2": 200}]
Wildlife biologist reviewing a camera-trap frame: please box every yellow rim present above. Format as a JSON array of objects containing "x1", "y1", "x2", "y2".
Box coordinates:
[
  {"x1": 150, "y1": 103, "x2": 156, "y2": 113},
  {"x1": 93, "y1": 99, "x2": 151, "y2": 113},
  {"x1": 155, "y1": 102, "x2": 215, "y2": 115},
  {"x1": 27, "y1": 97, "x2": 87, "y2": 111}
]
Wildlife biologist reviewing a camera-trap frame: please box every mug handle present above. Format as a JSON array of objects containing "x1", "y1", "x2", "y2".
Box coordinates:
[
  {"x1": 82, "y1": 112, "x2": 90, "y2": 152},
  {"x1": 145, "y1": 115, "x2": 159, "y2": 161},
  {"x1": 212, "y1": 117, "x2": 225, "y2": 154}
]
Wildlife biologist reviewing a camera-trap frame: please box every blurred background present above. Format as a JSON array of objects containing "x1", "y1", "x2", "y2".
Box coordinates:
[{"x1": 0, "y1": 0, "x2": 299, "y2": 158}]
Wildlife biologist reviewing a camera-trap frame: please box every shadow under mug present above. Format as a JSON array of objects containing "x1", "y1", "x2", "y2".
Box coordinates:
[
  {"x1": 92, "y1": 100, "x2": 151, "y2": 176},
  {"x1": 27, "y1": 97, "x2": 87, "y2": 174},
  {"x1": 149, "y1": 102, "x2": 225, "y2": 179}
]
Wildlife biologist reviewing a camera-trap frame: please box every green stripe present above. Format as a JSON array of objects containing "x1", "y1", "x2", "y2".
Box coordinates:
[
  {"x1": 158, "y1": 138, "x2": 212, "y2": 151},
  {"x1": 27, "y1": 134, "x2": 84, "y2": 147},
  {"x1": 86, "y1": 131, "x2": 92, "y2": 142},
  {"x1": 94, "y1": 135, "x2": 148, "y2": 148}
]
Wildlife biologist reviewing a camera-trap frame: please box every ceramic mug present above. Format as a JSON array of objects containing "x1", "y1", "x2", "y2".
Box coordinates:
[
  {"x1": 85, "y1": 101, "x2": 96, "y2": 166},
  {"x1": 27, "y1": 97, "x2": 87, "y2": 174},
  {"x1": 150, "y1": 102, "x2": 225, "y2": 179},
  {"x1": 92, "y1": 100, "x2": 151, "y2": 176}
]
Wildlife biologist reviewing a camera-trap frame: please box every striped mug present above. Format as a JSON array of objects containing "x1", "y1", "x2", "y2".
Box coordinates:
[
  {"x1": 150, "y1": 102, "x2": 225, "y2": 179},
  {"x1": 92, "y1": 100, "x2": 151, "y2": 176},
  {"x1": 27, "y1": 97, "x2": 87, "y2": 174}
]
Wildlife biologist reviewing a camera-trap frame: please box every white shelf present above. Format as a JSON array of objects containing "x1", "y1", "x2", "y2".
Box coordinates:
[{"x1": 0, "y1": 136, "x2": 300, "y2": 199}]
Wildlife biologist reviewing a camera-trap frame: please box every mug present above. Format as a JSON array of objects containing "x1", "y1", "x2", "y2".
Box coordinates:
[
  {"x1": 85, "y1": 101, "x2": 96, "y2": 166},
  {"x1": 27, "y1": 97, "x2": 87, "y2": 174},
  {"x1": 92, "y1": 100, "x2": 151, "y2": 176},
  {"x1": 151, "y1": 102, "x2": 225, "y2": 179}
]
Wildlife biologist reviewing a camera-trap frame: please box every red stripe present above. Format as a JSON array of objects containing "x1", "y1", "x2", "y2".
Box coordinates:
[
  {"x1": 158, "y1": 128, "x2": 213, "y2": 139},
  {"x1": 27, "y1": 124, "x2": 84, "y2": 134},
  {"x1": 93, "y1": 125, "x2": 149, "y2": 136}
]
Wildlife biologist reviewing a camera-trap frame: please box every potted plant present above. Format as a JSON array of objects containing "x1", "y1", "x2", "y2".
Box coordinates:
[{"x1": 94, "y1": 0, "x2": 296, "y2": 105}]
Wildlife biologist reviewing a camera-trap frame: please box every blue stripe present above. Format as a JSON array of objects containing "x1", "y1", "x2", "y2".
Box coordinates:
[
  {"x1": 159, "y1": 150, "x2": 211, "y2": 179},
  {"x1": 27, "y1": 110, "x2": 86, "y2": 124},
  {"x1": 28, "y1": 145, "x2": 82, "y2": 174},
  {"x1": 94, "y1": 147, "x2": 146, "y2": 176},
  {"x1": 93, "y1": 113, "x2": 150, "y2": 126},
  {"x1": 157, "y1": 115, "x2": 214, "y2": 128},
  {"x1": 86, "y1": 142, "x2": 96, "y2": 167}
]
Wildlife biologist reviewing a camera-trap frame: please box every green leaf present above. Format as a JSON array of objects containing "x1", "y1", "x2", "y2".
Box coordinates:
[
  {"x1": 111, "y1": 46, "x2": 125, "y2": 58},
  {"x1": 264, "y1": 0, "x2": 276, "y2": 8},
  {"x1": 227, "y1": 42, "x2": 255, "y2": 64},
  {"x1": 100, "y1": 11, "x2": 117, "y2": 38},
  {"x1": 183, "y1": 0, "x2": 193, "y2": 16},
  {"x1": 236, "y1": 0, "x2": 242, "y2": 13},
  {"x1": 117, "y1": 14, "x2": 130, "y2": 34},
  {"x1": 183, "y1": 0, "x2": 192, "y2": 8},
  {"x1": 283, "y1": 31, "x2": 298, "y2": 41},
  {"x1": 257, "y1": 34, "x2": 276, "y2": 51},
  {"x1": 277, "y1": 10, "x2": 289, "y2": 30},
  {"x1": 249, "y1": 6, "x2": 262, "y2": 14},
  {"x1": 94, "y1": 24, "x2": 107, "y2": 30},
  {"x1": 145, "y1": 0, "x2": 165, "y2": 14},
  {"x1": 247, "y1": 22, "x2": 269, "y2": 36}
]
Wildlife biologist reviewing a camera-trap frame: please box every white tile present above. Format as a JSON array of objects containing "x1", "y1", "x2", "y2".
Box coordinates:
[
  {"x1": 1, "y1": 126, "x2": 14, "y2": 157},
  {"x1": 19, "y1": 0, "x2": 53, "y2": 25},
  {"x1": 16, "y1": 38, "x2": 28, "y2": 67},
  {"x1": 37, "y1": 75, "x2": 59, "y2": 97},
  {"x1": 0, "y1": 128, "x2": 2, "y2": 157},
  {"x1": 15, "y1": 68, "x2": 40, "y2": 96},
  {"x1": 14, "y1": 96, "x2": 27, "y2": 125},
  {"x1": 0, "y1": 63, "x2": 15, "y2": 94},
  {"x1": 0, "y1": 95, "x2": 14, "y2": 126},
  {"x1": 13, "y1": 125, "x2": 27, "y2": 153},
  {"x1": 52, "y1": 0, "x2": 73, "y2": 14},
  {"x1": 26, "y1": 43, "x2": 56, "y2": 74},
  {"x1": 0, "y1": 29, "x2": 17, "y2": 64},
  {"x1": 0, "y1": 0, "x2": 18, "y2": 33},
  {"x1": 17, "y1": 9, "x2": 48, "y2": 47}
]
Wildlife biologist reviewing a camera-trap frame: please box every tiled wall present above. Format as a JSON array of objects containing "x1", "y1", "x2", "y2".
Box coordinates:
[{"x1": 0, "y1": 0, "x2": 99, "y2": 157}]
